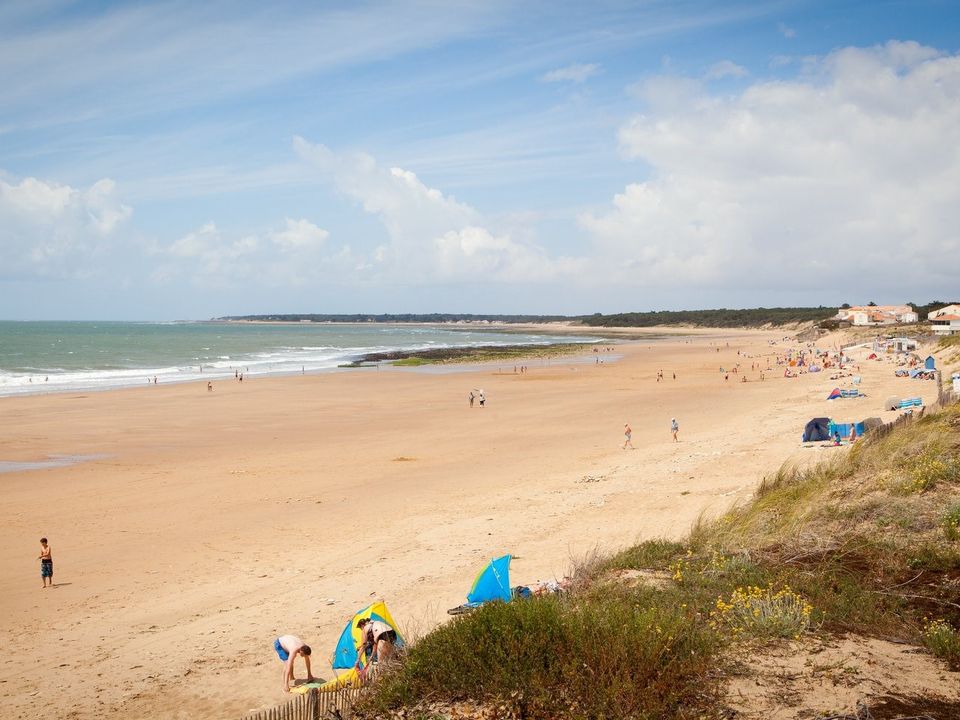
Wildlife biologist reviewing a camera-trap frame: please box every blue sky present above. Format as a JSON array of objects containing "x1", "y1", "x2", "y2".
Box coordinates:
[{"x1": 1, "y1": 0, "x2": 958, "y2": 320}]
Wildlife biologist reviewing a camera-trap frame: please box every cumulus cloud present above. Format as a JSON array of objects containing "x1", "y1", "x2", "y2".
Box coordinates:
[
  {"x1": 153, "y1": 217, "x2": 337, "y2": 288},
  {"x1": 705, "y1": 60, "x2": 748, "y2": 80},
  {"x1": 778, "y1": 22, "x2": 796, "y2": 38},
  {"x1": 268, "y1": 218, "x2": 329, "y2": 251},
  {"x1": 542, "y1": 63, "x2": 600, "y2": 84},
  {"x1": 0, "y1": 174, "x2": 132, "y2": 279},
  {"x1": 294, "y1": 137, "x2": 568, "y2": 282},
  {"x1": 580, "y1": 41, "x2": 960, "y2": 297}
]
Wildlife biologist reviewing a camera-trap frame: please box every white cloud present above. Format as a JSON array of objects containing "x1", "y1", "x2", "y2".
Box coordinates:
[
  {"x1": 581, "y1": 41, "x2": 960, "y2": 296},
  {"x1": 778, "y1": 22, "x2": 796, "y2": 38},
  {"x1": 542, "y1": 63, "x2": 600, "y2": 84},
  {"x1": 0, "y1": 174, "x2": 132, "y2": 278},
  {"x1": 153, "y1": 217, "x2": 337, "y2": 288},
  {"x1": 705, "y1": 60, "x2": 748, "y2": 80},
  {"x1": 268, "y1": 218, "x2": 329, "y2": 251},
  {"x1": 294, "y1": 137, "x2": 569, "y2": 283}
]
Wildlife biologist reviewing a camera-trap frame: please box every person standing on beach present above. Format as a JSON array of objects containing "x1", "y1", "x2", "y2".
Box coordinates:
[
  {"x1": 273, "y1": 634, "x2": 314, "y2": 692},
  {"x1": 39, "y1": 538, "x2": 53, "y2": 588},
  {"x1": 478, "y1": 390, "x2": 485, "y2": 407},
  {"x1": 623, "y1": 423, "x2": 634, "y2": 449},
  {"x1": 671, "y1": 418, "x2": 679, "y2": 442},
  {"x1": 469, "y1": 391, "x2": 475, "y2": 408}
]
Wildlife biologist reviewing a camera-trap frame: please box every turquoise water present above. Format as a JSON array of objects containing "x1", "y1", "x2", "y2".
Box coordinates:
[{"x1": 0, "y1": 321, "x2": 601, "y2": 397}]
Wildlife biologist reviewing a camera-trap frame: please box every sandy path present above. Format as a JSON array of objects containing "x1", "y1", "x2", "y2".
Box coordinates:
[{"x1": 0, "y1": 329, "x2": 927, "y2": 719}]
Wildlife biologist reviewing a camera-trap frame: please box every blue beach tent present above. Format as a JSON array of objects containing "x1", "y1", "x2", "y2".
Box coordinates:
[
  {"x1": 925, "y1": 356, "x2": 936, "y2": 370},
  {"x1": 448, "y1": 554, "x2": 513, "y2": 615},
  {"x1": 331, "y1": 600, "x2": 404, "y2": 670},
  {"x1": 467, "y1": 554, "x2": 512, "y2": 605},
  {"x1": 802, "y1": 418, "x2": 831, "y2": 442}
]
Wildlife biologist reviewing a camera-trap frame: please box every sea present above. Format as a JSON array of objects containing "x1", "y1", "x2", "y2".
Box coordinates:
[{"x1": 0, "y1": 321, "x2": 604, "y2": 398}]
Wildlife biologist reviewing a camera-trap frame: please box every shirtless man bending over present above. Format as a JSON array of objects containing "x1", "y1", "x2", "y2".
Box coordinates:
[{"x1": 273, "y1": 634, "x2": 315, "y2": 692}]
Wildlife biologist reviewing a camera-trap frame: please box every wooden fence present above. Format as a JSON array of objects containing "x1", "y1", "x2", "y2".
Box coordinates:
[{"x1": 241, "y1": 687, "x2": 363, "y2": 720}]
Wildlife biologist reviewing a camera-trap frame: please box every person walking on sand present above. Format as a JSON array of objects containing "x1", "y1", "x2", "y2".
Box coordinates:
[
  {"x1": 469, "y1": 391, "x2": 475, "y2": 408},
  {"x1": 670, "y1": 418, "x2": 679, "y2": 442},
  {"x1": 478, "y1": 390, "x2": 485, "y2": 407},
  {"x1": 273, "y1": 634, "x2": 315, "y2": 692},
  {"x1": 622, "y1": 423, "x2": 634, "y2": 449},
  {"x1": 39, "y1": 537, "x2": 53, "y2": 588}
]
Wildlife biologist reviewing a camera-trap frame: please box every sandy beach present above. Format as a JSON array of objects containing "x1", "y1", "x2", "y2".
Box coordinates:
[{"x1": 0, "y1": 327, "x2": 931, "y2": 720}]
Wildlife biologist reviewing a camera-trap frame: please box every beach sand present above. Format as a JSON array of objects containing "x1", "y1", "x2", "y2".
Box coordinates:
[{"x1": 0, "y1": 328, "x2": 927, "y2": 719}]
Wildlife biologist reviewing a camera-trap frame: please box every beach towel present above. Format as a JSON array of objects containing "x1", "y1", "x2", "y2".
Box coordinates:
[{"x1": 290, "y1": 681, "x2": 327, "y2": 694}]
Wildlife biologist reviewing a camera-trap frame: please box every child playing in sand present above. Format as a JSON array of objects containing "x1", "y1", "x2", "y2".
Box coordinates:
[{"x1": 39, "y1": 537, "x2": 53, "y2": 588}]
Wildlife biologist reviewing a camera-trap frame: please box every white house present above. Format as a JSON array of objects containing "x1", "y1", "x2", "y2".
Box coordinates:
[
  {"x1": 836, "y1": 305, "x2": 919, "y2": 326},
  {"x1": 928, "y1": 305, "x2": 960, "y2": 336}
]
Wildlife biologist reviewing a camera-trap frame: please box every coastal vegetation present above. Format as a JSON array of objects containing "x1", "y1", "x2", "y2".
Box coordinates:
[
  {"x1": 578, "y1": 306, "x2": 837, "y2": 328},
  {"x1": 220, "y1": 302, "x2": 960, "y2": 331},
  {"x1": 358, "y1": 401, "x2": 960, "y2": 719},
  {"x1": 217, "y1": 307, "x2": 839, "y2": 328}
]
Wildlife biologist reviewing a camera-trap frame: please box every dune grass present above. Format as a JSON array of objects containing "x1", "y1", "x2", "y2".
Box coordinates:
[{"x1": 358, "y1": 402, "x2": 960, "y2": 718}]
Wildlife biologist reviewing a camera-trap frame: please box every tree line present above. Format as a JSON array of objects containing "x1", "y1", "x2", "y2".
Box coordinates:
[{"x1": 217, "y1": 307, "x2": 839, "y2": 328}]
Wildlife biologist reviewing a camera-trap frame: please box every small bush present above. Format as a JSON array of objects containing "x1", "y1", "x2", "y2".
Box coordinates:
[
  {"x1": 604, "y1": 539, "x2": 686, "y2": 571},
  {"x1": 893, "y1": 445, "x2": 959, "y2": 495},
  {"x1": 366, "y1": 591, "x2": 721, "y2": 719},
  {"x1": 922, "y1": 619, "x2": 960, "y2": 665},
  {"x1": 710, "y1": 585, "x2": 813, "y2": 639},
  {"x1": 944, "y1": 503, "x2": 960, "y2": 542}
]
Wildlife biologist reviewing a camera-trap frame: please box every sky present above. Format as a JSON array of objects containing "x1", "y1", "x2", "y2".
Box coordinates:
[{"x1": 1, "y1": 0, "x2": 958, "y2": 320}]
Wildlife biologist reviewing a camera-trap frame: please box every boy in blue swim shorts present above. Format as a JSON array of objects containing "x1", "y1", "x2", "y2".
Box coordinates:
[{"x1": 273, "y1": 634, "x2": 314, "y2": 692}]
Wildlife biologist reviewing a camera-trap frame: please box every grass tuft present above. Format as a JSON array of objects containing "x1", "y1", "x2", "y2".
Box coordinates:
[
  {"x1": 922, "y1": 619, "x2": 960, "y2": 667},
  {"x1": 944, "y1": 503, "x2": 960, "y2": 542},
  {"x1": 710, "y1": 584, "x2": 813, "y2": 639}
]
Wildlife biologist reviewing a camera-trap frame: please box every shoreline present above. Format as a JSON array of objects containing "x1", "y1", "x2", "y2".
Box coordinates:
[{"x1": 0, "y1": 322, "x2": 614, "y2": 401}]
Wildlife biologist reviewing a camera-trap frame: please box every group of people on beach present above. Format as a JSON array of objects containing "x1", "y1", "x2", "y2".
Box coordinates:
[{"x1": 274, "y1": 617, "x2": 397, "y2": 692}]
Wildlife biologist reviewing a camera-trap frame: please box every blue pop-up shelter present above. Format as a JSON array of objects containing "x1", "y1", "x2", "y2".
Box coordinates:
[
  {"x1": 447, "y1": 554, "x2": 512, "y2": 615},
  {"x1": 331, "y1": 600, "x2": 404, "y2": 670},
  {"x1": 925, "y1": 356, "x2": 936, "y2": 370}
]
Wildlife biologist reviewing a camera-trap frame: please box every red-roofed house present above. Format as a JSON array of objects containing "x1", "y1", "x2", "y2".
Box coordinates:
[
  {"x1": 928, "y1": 305, "x2": 960, "y2": 336},
  {"x1": 835, "y1": 305, "x2": 919, "y2": 326}
]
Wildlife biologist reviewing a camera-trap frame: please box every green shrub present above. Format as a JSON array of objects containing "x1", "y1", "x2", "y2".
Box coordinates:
[
  {"x1": 922, "y1": 619, "x2": 960, "y2": 666},
  {"x1": 711, "y1": 584, "x2": 813, "y2": 639},
  {"x1": 944, "y1": 503, "x2": 960, "y2": 541},
  {"x1": 604, "y1": 539, "x2": 686, "y2": 571},
  {"x1": 367, "y1": 590, "x2": 721, "y2": 719}
]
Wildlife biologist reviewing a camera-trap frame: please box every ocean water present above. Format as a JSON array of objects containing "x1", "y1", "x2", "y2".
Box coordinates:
[{"x1": 0, "y1": 321, "x2": 601, "y2": 397}]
